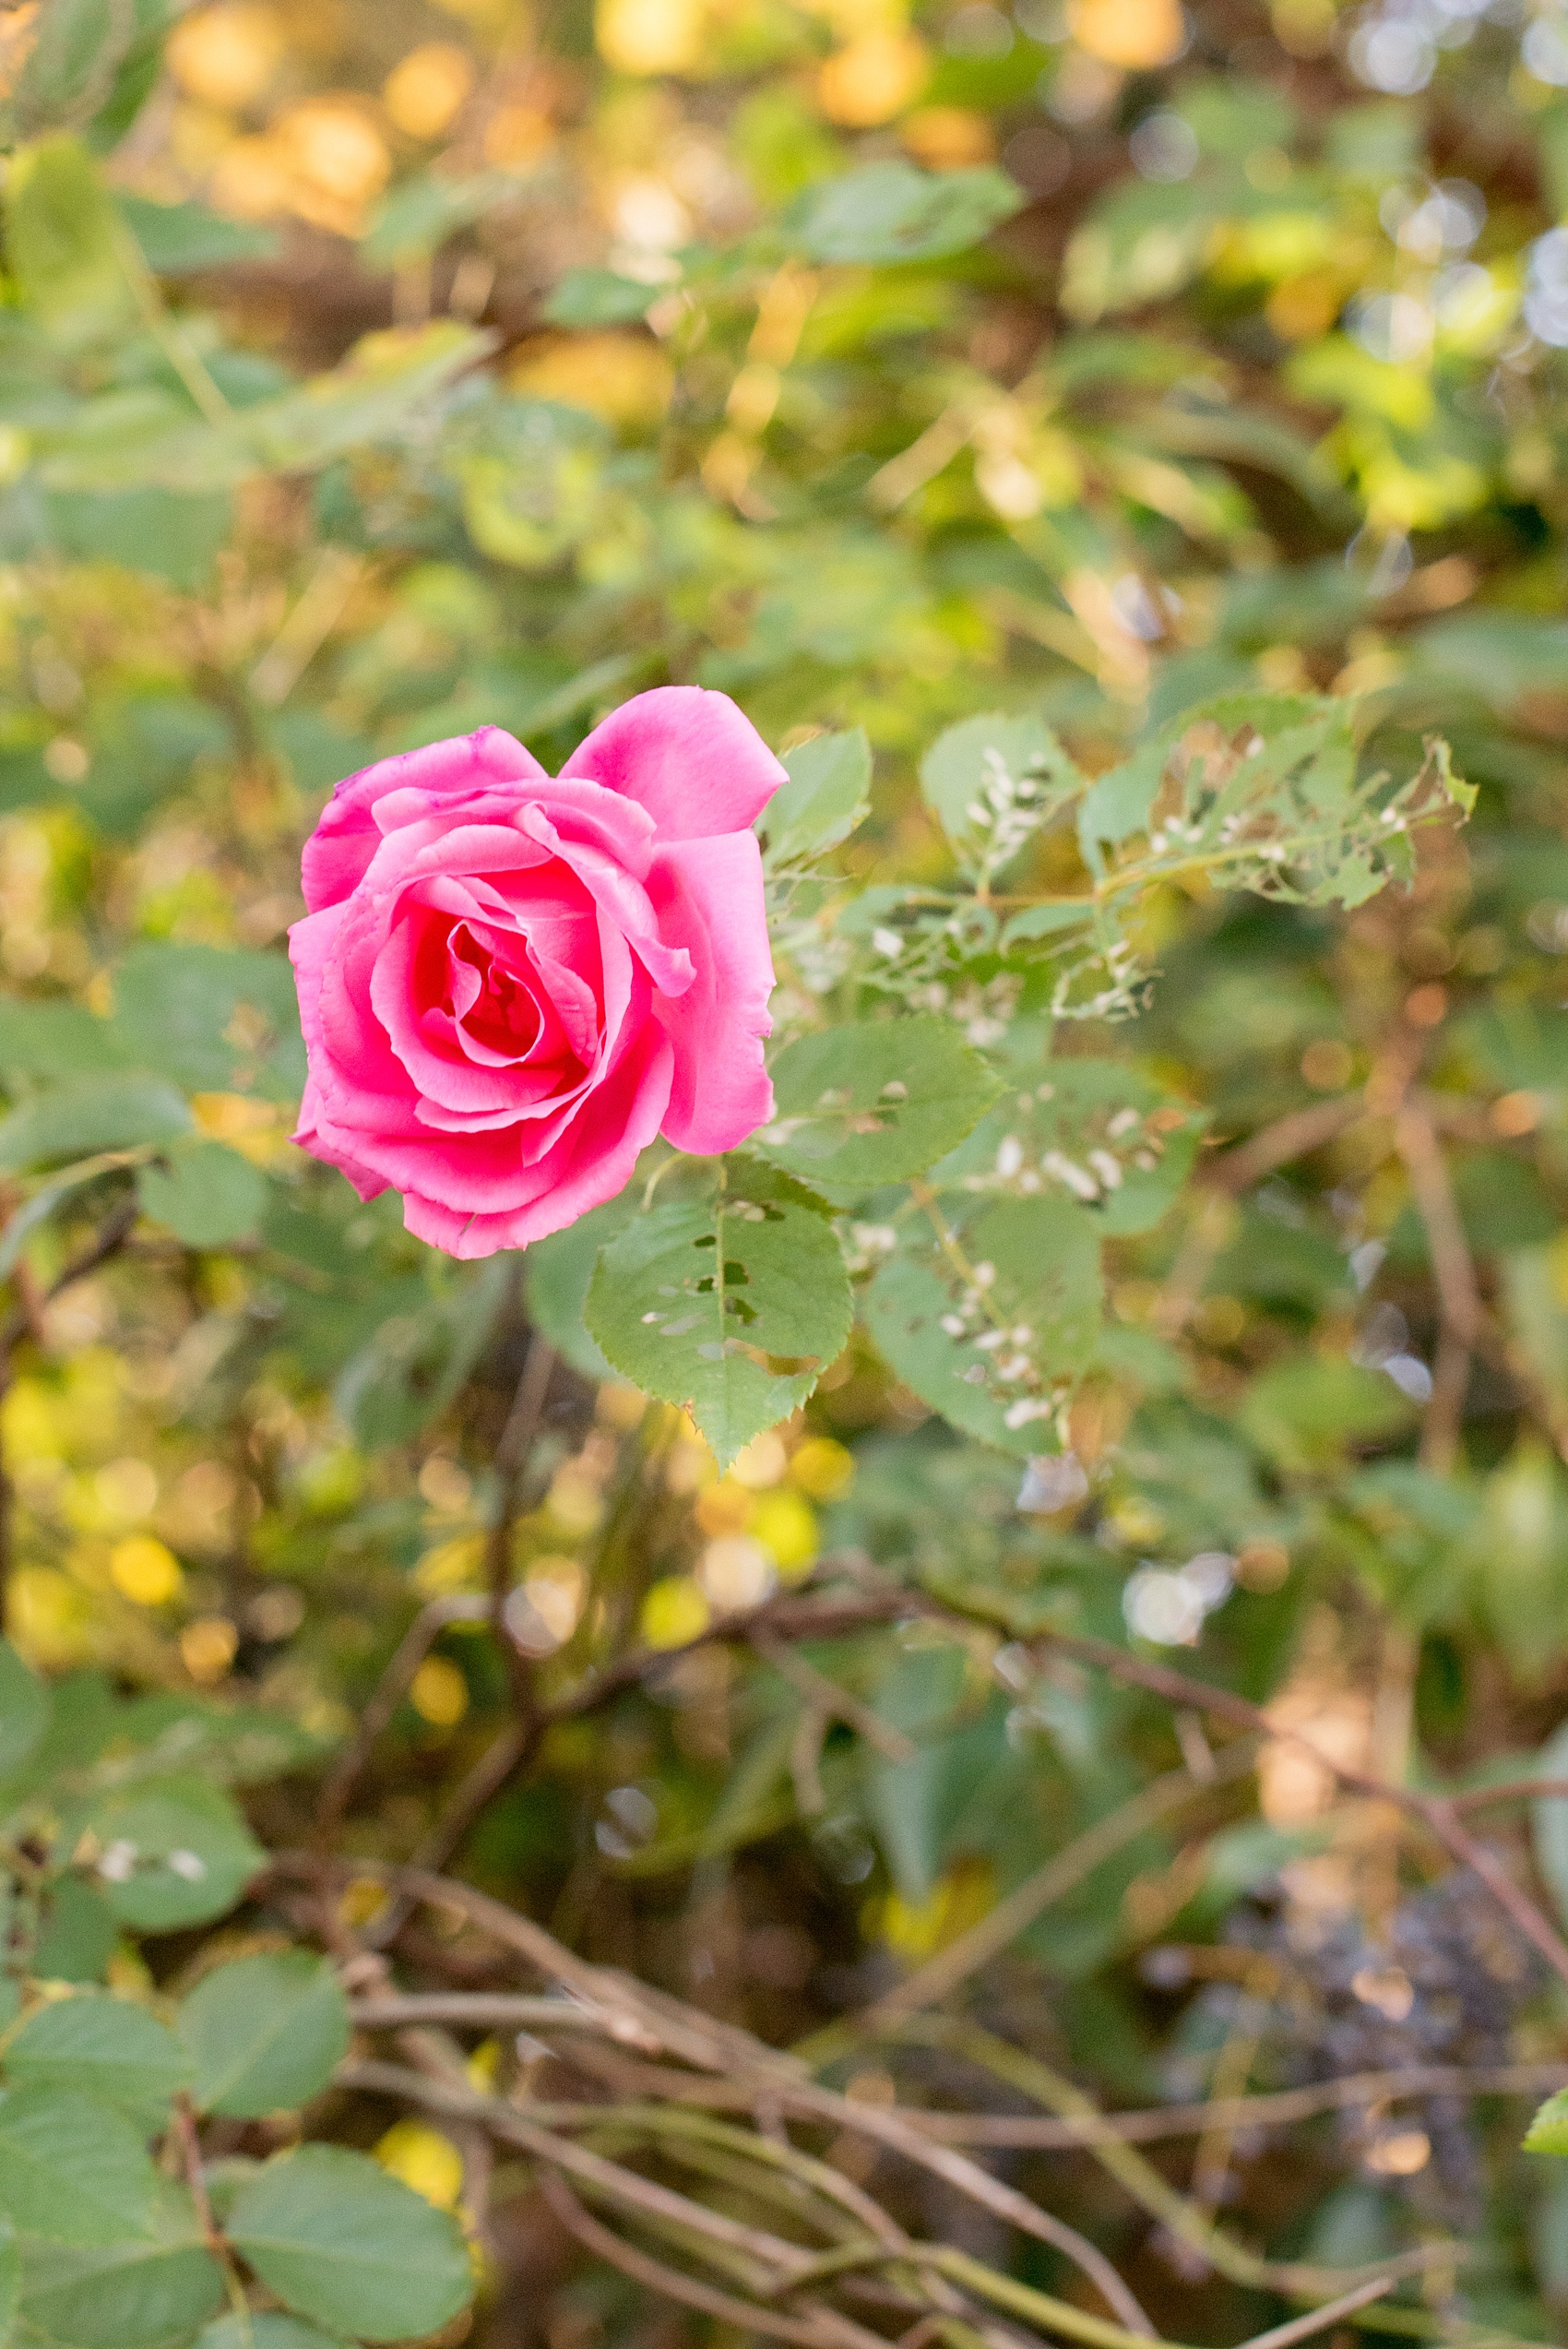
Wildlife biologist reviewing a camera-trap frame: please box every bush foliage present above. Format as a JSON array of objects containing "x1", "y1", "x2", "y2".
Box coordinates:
[{"x1": 2, "y1": 0, "x2": 1568, "y2": 2344}]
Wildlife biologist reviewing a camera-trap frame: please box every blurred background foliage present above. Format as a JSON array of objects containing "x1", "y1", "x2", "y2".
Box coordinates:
[{"x1": 4, "y1": 0, "x2": 1568, "y2": 2341}]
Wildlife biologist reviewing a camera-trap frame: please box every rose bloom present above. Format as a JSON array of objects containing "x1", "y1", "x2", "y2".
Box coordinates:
[{"x1": 289, "y1": 688, "x2": 785, "y2": 1257}]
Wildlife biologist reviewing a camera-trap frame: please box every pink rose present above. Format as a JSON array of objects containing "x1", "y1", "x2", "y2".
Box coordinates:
[{"x1": 288, "y1": 687, "x2": 785, "y2": 1258}]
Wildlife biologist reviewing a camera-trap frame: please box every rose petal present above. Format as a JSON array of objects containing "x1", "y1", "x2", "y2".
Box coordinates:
[
  {"x1": 399, "y1": 1036, "x2": 672, "y2": 1258},
  {"x1": 647, "y1": 829, "x2": 775, "y2": 1156},
  {"x1": 563, "y1": 686, "x2": 786, "y2": 842},
  {"x1": 302, "y1": 727, "x2": 547, "y2": 912}
]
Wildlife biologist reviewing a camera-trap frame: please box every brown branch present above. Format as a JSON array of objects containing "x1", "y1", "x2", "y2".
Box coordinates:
[
  {"x1": 1237, "y1": 2279, "x2": 1395, "y2": 2349},
  {"x1": 1202, "y1": 1096, "x2": 1366, "y2": 1197},
  {"x1": 1018, "y1": 1624, "x2": 1568, "y2": 1996},
  {"x1": 881, "y1": 2062, "x2": 1568, "y2": 2150},
  {"x1": 538, "y1": 2172, "x2": 889, "y2": 2349},
  {"x1": 752, "y1": 1628, "x2": 918, "y2": 1763},
  {"x1": 338, "y1": 2056, "x2": 822, "y2": 2291},
  {"x1": 305, "y1": 1854, "x2": 1155, "y2": 2336}
]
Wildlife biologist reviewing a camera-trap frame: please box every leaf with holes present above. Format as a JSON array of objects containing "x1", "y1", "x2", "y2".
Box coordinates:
[
  {"x1": 930, "y1": 1055, "x2": 1204, "y2": 1234},
  {"x1": 920, "y1": 713, "x2": 1082, "y2": 882},
  {"x1": 754, "y1": 1020, "x2": 999, "y2": 1199},
  {"x1": 586, "y1": 1169, "x2": 852, "y2": 1468},
  {"x1": 866, "y1": 1197, "x2": 1101, "y2": 1454},
  {"x1": 76, "y1": 1775, "x2": 265, "y2": 1931}
]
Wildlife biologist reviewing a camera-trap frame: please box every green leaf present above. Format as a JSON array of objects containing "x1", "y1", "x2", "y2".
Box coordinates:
[
  {"x1": 0, "y1": 1645, "x2": 50, "y2": 1779},
  {"x1": 5, "y1": 136, "x2": 132, "y2": 342},
  {"x1": 118, "y1": 196, "x2": 279, "y2": 275},
  {"x1": 42, "y1": 322, "x2": 493, "y2": 493},
  {"x1": 18, "y1": 2181, "x2": 224, "y2": 2349},
  {"x1": 0, "y1": 1002, "x2": 130, "y2": 1082},
  {"x1": 77, "y1": 1777, "x2": 264, "y2": 1932},
  {"x1": 920, "y1": 713, "x2": 1081, "y2": 878},
  {"x1": 542, "y1": 268, "x2": 657, "y2": 327},
  {"x1": 0, "y1": 1077, "x2": 190, "y2": 1175},
  {"x1": 586, "y1": 1168, "x2": 853, "y2": 1469},
  {"x1": 761, "y1": 730, "x2": 872, "y2": 867},
  {"x1": 108, "y1": 943, "x2": 303, "y2": 1102},
  {"x1": 5, "y1": 1995, "x2": 188, "y2": 2123},
  {"x1": 179, "y1": 1953, "x2": 349, "y2": 2119},
  {"x1": 524, "y1": 1194, "x2": 639, "y2": 1382},
  {"x1": 929, "y1": 1055, "x2": 1204, "y2": 1235},
  {"x1": 31, "y1": 1883, "x2": 117, "y2": 1985},
  {"x1": 1526, "y1": 2088, "x2": 1568, "y2": 2155},
  {"x1": 755, "y1": 1019, "x2": 999, "y2": 1196},
  {"x1": 196, "y1": 2319, "x2": 348, "y2": 2349},
  {"x1": 791, "y1": 162, "x2": 1024, "y2": 266},
  {"x1": 0, "y1": 2219, "x2": 16, "y2": 2346},
  {"x1": 866, "y1": 1196, "x2": 1101, "y2": 1455},
  {"x1": 0, "y1": 2086, "x2": 157, "y2": 2246},
  {"x1": 137, "y1": 1145, "x2": 267, "y2": 1250},
  {"x1": 226, "y1": 2146, "x2": 473, "y2": 2344}
]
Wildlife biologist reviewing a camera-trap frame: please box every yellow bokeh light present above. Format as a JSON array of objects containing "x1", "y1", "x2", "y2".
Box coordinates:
[
  {"x1": 729, "y1": 1430, "x2": 788, "y2": 1488},
  {"x1": 596, "y1": 0, "x2": 704, "y2": 75},
  {"x1": 1067, "y1": 0, "x2": 1185, "y2": 66},
  {"x1": 790, "y1": 1437, "x2": 854, "y2": 1500},
  {"x1": 109, "y1": 1536, "x2": 184, "y2": 1608},
  {"x1": 817, "y1": 28, "x2": 929, "y2": 125},
  {"x1": 413, "y1": 1533, "x2": 485, "y2": 1595},
  {"x1": 901, "y1": 104, "x2": 995, "y2": 169},
  {"x1": 384, "y1": 43, "x2": 475, "y2": 139},
  {"x1": 748, "y1": 1489, "x2": 818, "y2": 1580},
  {"x1": 694, "y1": 1476, "x2": 754, "y2": 1536},
  {"x1": 166, "y1": 4, "x2": 284, "y2": 109},
  {"x1": 375, "y1": 2119, "x2": 465, "y2": 2209},
  {"x1": 180, "y1": 1616, "x2": 239, "y2": 1684},
  {"x1": 640, "y1": 1575, "x2": 712, "y2": 1649},
  {"x1": 7, "y1": 1568, "x2": 94, "y2": 1672},
  {"x1": 484, "y1": 103, "x2": 555, "y2": 168},
  {"x1": 410, "y1": 1655, "x2": 469, "y2": 1726},
  {"x1": 509, "y1": 334, "x2": 673, "y2": 430}
]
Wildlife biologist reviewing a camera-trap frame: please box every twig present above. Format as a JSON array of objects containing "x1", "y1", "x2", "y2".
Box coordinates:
[
  {"x1": 1237, "y1": 2279, "x2": 1396, "y2": 2349},
  {"x1": 751, "y1": 1629, "x2": 918, "y2": 1763},
  {"x1": 1006, "y1": 1623, "x2": 1568, "y2": 1997},
  {"x1": 338, "y1": 2057, "x2": 821, "y2": 2291},
  {"x1": 304, "y1": 1855, "x2": 1154, "y2": 2334},
  {"x1": 538, "y1": 2171, "x2": 886, "y2": 2349},
  {"x1": 870, "y1": 2018, "x2": 1458, "y2": 2304},
  {"x1": 873, "y1": 2061, "x2": 1568, "y2": 2149},
  {"x1": 339, "y1": 2001, "x2": 1568, "y2": 2146}
]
